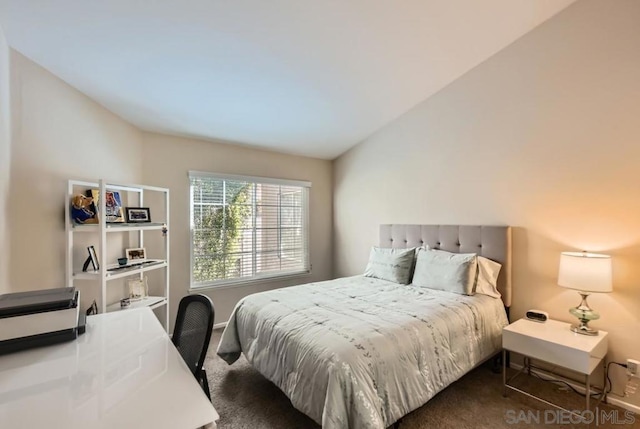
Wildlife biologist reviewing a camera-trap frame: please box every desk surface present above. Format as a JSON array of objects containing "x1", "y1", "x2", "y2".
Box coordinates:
[{"x1": 0, "y1": 307, "x2": 219, "y2": 429}]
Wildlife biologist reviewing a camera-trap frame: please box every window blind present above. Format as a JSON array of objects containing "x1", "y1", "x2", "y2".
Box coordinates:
[{"x1": 189, "y1": 172, "x2": 310, "y2": 287}]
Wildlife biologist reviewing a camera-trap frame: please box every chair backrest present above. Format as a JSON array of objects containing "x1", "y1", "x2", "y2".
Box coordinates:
[{"x1": 172, "y1": 294, "x2": 215, "y2": 377}]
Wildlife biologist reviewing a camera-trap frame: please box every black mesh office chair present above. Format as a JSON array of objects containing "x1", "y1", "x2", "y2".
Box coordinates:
[{"x1": 172, "y1": 294, "x2": 215, "y2": 400}]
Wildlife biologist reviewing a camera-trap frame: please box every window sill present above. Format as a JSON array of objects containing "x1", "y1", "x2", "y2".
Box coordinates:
[{"x1": 189, "y1": 270, "x2": 312, "y2": 293}]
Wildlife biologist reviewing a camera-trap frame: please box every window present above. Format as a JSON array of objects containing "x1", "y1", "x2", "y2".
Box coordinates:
[{"x1": 189, "y1": 172, "x2": 310, "y2": 288}]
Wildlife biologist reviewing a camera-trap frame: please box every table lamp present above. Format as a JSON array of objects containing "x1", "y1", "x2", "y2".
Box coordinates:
[{"x1": 558, "y1": 251, "x2": 612, "y2": 335}]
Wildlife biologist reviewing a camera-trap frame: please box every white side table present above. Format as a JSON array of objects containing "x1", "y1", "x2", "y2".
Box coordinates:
[{"x1": 502, "y1": 318, "x2": 608, "y2": 415}]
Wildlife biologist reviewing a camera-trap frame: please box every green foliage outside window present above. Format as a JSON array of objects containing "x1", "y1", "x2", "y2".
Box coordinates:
[{"x1": 192, "y1": 179, "x2": 251, "y2": 283}]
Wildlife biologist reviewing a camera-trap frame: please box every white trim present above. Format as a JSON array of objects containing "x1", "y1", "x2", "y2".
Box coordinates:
[
  {"x1": 189, "y1": 170, "x2": 311, "y2": 188},
  {"x1": 189, "y1": 180, "x2": 195, "y2": 291},
  {"x1": 303, "y1": 187, "x2": 310, "y2": 270},
  {"x1": 607, "y1": 394, "x2": 640, "y2": 414},
  {"x1": 189, "y1": 271, "x2": 311, "y2": 292},
  {"x1": 213, "y1": 321, "x2": 228, "y2": 330}
]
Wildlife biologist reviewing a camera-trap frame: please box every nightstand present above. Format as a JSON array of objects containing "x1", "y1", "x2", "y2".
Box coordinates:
[{"x1": 502, "y1": 318, "x2": 608, "y2": 414}]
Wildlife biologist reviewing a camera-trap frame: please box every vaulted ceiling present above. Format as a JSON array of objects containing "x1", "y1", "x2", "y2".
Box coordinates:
[{"x1": 0, "y1": 0, "x2": 575, "y2": 159}]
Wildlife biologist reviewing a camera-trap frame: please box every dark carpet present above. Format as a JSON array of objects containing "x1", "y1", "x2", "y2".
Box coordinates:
[{"x1": 204, "y1": 330, "x2": 639, "y2": 429}]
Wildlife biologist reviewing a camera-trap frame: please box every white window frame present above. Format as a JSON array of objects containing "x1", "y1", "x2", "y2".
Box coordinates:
[{"x1": 189, "y1": 171, "x2": 311, "y2": 290}]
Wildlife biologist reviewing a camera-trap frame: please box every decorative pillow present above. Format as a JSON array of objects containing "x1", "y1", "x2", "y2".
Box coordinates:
[
  {"x1": 475, "y1": 256, "x2": 502, "y2": 298},
  {"x1": 364, "y1": 247, "x2": 415, "y2": 284},
  {"x1": 412, "y1": 248, "x2": 477, "y2": 295}
]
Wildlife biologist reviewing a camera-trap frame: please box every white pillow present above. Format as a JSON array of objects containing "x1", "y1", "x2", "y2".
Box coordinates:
[
  {"x1": 412, "y1": 248, "x2": 477, "y2": 295},
  {"x1": 475, "y1": 256, "x2": 502, "y2": 298},
  {"x1": 364, "y1": 247, "x2": 415, "y2": 284}
]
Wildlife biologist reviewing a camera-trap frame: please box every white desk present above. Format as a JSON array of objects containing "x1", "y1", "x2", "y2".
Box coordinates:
[{"x1": 0, "y1": 307, "x2": 219, "y2": 429}]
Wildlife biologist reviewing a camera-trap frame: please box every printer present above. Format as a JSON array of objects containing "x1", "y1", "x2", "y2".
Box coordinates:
[{"x1": 0, "y1": 287, "x2": 85, "y2": 355}]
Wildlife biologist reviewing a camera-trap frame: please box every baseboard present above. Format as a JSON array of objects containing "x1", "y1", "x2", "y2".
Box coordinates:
[
  {"x1": 509, "y1": 362, "x2": 640, "y2": 414},
  {"x1": 213, "y1": 321, "x2": 227, "y2": 330},
  {"x1": 607, "y1": 394, "x2": 640, "y2": 414}
]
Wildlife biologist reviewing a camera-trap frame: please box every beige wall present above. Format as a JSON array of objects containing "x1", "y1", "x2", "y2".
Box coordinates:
[
  {"x1": 141, "y1": 132, "x2": 333, "y2": 328},
  {"x1": 334, "y1": 0, "x2": 640, "y2": 404},
  {"x1": 0, "y1": 26, "x2": 10, "y2": 294},
  {"x1": 5, "y1": 49, "x2": 333, "y2": 327},
  {"x1": 7, "y1": 51, "x2": 143, "y2": 307}
]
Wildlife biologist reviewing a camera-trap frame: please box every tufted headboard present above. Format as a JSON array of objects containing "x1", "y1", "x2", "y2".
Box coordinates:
[{"x1": 380, "y1": 225, "x2": 512, "y2": 308}]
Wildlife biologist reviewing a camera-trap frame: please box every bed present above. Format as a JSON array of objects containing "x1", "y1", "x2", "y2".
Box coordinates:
[{"x1": 217, "y1": 225, "x2": 512, "y2": 428}]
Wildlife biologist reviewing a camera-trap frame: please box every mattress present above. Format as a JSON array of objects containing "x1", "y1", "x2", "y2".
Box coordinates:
[{"x1": 217, "y1": 275, "x2": 509, "y2": 428}]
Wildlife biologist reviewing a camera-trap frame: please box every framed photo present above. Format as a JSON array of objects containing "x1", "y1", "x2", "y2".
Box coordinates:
[
  {"x1": 86, "y1": 300, "x2": 99, "y2": 316},
  {"x1": 128, "y1": 277, "x2": 148, "y2": 301},
  {"x1": 105, "y1": 190, "x2": 125, "y2": 223},
  {"x1": 125, "y1": 207, "x2": 151, "y2": 223},
  {"x1": 87, "y1": 245, "x2": 99, "y2": 271},
  {"x1": 125, "y1": 247, "x2": 147, "y2": 263}
]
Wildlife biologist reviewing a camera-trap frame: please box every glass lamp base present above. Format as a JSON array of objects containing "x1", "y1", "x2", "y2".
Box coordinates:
[
  {"x1": 569, "y1": 292, "x2": 600, "y2": 336},
  {"x1": 570, "y1": 322, "x2": 599, "y2": 336}
]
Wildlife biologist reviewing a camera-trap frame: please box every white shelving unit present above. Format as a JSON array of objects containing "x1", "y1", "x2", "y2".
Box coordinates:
[{"x1": 65, "y1": 179, "x2": 170, "y2": 332}]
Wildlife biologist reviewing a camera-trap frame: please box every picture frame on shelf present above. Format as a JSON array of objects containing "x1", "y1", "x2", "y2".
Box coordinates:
[
  {"x1": 105, "y1": 190, "x2": 125, "y2": 223},
  {"x1": 88, "y1": 246, "x2": 100, "y2": 270},
  {"x1": 128, "y1": 277, "x2": 148, "y2": 301},
  {"x1": 86, "y1": 300, "x2": 98, "y2": 316},
  {"x1": 82, "y1": 245, "x2": 100, "y2": 272},
  {"x1": 125, "y1": 207, "x2": 151, "y2": 223},
  {"x1": 125, "y1": 247, "x2": 147, "y2": 263}
]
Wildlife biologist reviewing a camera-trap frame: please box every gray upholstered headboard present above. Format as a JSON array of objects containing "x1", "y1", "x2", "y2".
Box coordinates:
[{"x1": 380, "y1": 225, "x2": 512, "y2": 307}]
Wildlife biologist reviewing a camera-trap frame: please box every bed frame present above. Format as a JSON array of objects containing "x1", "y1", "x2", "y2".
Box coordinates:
[{"x1": 379, "y1": 224, "x2": 512, "y2": 311}]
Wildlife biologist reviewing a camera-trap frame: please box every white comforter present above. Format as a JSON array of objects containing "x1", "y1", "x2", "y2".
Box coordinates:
[{"x1": 217, "y1": 276, "x2": 508, "y2": 428}]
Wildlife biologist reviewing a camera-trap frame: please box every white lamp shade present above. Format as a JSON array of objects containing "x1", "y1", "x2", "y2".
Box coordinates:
[{"x1": 558, "y1": 252, "x2": 613, "y2": 293}]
